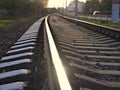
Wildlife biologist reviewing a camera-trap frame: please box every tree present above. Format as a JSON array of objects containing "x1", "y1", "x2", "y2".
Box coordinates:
[
  {"x1": 99, "y1": 0, "x2": 112, "y2": 11},
  {"x1": 84, "y1": 0, "x2": 100, "y2": 13},
  {"x1": 83, "y1": 0, "x2": 112, "y2": 14},
  {"x1": 0, "y1": 0, "x2": 48, "y2": 17}
]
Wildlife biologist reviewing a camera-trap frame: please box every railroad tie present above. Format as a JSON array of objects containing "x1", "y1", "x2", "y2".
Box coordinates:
[{"x1": 0, "y1": 17, "x2": 44, "y2": 90}]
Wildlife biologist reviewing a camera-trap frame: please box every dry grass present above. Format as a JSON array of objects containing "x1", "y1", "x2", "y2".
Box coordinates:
[{"x1": 79, "y1": 17, "x2": 120, "y2": 29}]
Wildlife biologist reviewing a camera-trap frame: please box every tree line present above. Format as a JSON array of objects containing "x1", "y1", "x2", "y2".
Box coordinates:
[
  {"x1": 84, "y1": 0, "x2": 112, "y2": 14},
  {"x1": 0, "y1": 0, "x2": 48, "y2": 17}
]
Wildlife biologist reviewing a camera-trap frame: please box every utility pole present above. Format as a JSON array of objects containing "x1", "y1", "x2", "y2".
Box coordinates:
[
  {"x1": 112, "y1": 0, "x2": 120, "y2": 23},
  {"x1": 75, "y1": 0, "x2": 78, "y2": 18},
  {"x1": 66, "y1": 0, "x2": 67, "y2": 15}
]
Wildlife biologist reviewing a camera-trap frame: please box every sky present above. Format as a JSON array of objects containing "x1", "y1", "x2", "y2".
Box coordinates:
[{"x1": 47, "y1": 0, "x2": 86, "y2": 8}]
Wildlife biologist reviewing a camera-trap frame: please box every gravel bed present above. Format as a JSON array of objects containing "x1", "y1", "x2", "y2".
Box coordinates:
[{"x1": 0, "y1": 17, "x2": 39, "y2": 59}]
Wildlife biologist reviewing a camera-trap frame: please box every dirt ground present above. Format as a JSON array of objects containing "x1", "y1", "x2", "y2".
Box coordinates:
[{"x1": 0, "y1": 17, "x2": 39, "y2": 59}]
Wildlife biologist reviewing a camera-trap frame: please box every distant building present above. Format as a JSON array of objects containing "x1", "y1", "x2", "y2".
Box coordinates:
[{"x1": 67, "y1": 1, "x2": 85, "y2": 15}]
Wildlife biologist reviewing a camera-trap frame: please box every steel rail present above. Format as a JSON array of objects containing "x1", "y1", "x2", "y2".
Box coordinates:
[
  {"x1": 45, "y1": 16, "x2": 72, "y2": 90},
  {"x1": 60, "y1": 14, "x2": 120, "y2": 40}
]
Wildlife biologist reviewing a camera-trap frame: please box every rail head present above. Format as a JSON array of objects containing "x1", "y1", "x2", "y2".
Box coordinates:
[
  {"x1": 45, "y1": 15, "x2": 72, "y2": 90},
  {"x1": 60, "y1": 15, "x2": 120, "y2": 32},
  {"x1": 60, "y1": 14, "x2": 120, "y2": 40}
]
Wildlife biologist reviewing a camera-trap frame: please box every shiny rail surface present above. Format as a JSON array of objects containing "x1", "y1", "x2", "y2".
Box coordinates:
[{"x1": 45, "y1": 16, "x2": 72, "y2": 90}]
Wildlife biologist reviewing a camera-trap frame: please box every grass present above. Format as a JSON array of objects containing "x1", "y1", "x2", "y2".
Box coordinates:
[
  {"x1": 0, "y1": 20, "x2": 14, "y2": 23},
  {"x1": 0, "y1": 16, "x2": 39, "y2": 28},
  {"x1": 78, "y1": 17, "x2": 120, "y2": 29},
  {"x1": 103, "y1": 23, "x2": 120, "y2": 29},
  {"x1": 0, "y1": 23, "x2": 7, "y2": 28},
  {"x1": 0, "y1": 20, "x2": 15, "y2": 28}
]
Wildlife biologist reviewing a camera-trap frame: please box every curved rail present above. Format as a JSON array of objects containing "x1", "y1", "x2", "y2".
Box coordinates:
[
  {"x1": 60, "y1": 15, "x2": 120, "y2": 40},
  {"x1": 45, "y1": 16, "x2": 72, "y2": 90}
]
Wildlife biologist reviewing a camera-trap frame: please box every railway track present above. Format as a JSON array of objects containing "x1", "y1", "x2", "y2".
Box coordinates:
[
  {"x1": 0, "y1": 14, "x2": 120, "y2": 90},
  {"x1": 48, "y1": 15, "x2": 120, "y2": 90},
  {"x1": 0, "y1": 17, "x2": 46, "y2": 90}
]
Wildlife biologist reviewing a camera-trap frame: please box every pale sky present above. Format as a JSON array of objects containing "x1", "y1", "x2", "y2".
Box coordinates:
[{"x1": 47, "y1": 0, "x2": 86, "y2": 8}]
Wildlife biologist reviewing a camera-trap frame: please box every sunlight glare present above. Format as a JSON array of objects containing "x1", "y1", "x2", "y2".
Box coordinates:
[{"x1": 47, "y1": 0, "x2": 86, "y2": 8}]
